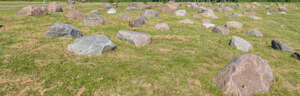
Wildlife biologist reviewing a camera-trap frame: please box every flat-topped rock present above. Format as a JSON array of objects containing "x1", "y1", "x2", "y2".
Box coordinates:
[
  {"x1": 212, "y1": 26, "x2": 230, "y2": 35},
  {"x1": 226, "y1": 21, "x2": 243, "y2": 29},
  {"x1": 17, "y1": 5, "x2": 48, "y2": 16},
  {"x1": 82, "y1": 15, "x2": 106, "y2": 26},
  {"x1": 68, "y1": 35, "x2": 116, "y2": 56},
  {"x1": 155, "y1": 23, "x2": 169, "y2": 30},
  {"x1": 271, "y1": 40, "x2": 293, "y2": 51},
  {"x1": 143, "y1": 9, "x2": 159, "y2": 17},
  {"x1": 48, "y1": 2, "x2": 63, "y2": 12},
  {"x1": 230, "y1": 36, "x2": 253, "y2": 52},
  {"x1": 246, "y1": 29, "x2": 263, "y2": 37},
  {"x1": 46, "y1": 23, "x2": 82, "y2": 38},
  {"x1": 216, "y1": 54, "x2": 274, "y2": 96},
  {"x1": 65, "y1": 10, "x2": 86, "y2": 19},
  {"x1": 116, "y1": 30, "x2": 152, "y2": 47}
]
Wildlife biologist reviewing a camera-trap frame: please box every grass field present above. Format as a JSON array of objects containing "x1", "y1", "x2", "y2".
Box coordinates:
[{"x1": 0, "y1": 1, "x2": 300, "y2": 96}]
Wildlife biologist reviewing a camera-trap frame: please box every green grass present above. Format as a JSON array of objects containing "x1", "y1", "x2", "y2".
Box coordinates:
[{"x1": 0, "y1": 2, "x2": 300, "y2": 96}]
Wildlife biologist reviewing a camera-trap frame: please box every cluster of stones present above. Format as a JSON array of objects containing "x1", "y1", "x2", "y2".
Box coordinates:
[{"x1": 15, "y1": 1, "x2": 299, "y2": 96}]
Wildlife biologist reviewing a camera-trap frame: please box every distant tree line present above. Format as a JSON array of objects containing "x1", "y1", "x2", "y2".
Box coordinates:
[{"x1": 0, "y1": 0, "x2": 297, "y2": 2}]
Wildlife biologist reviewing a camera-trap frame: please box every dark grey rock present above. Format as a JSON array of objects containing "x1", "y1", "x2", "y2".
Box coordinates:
[
  {"x1": 230, "y1": 36, "x2": 253, "y2": 52},
  {"x1": 212, "y1": 26, "x2": 230, "y2": 35},
  {"x1": 292, "y1": 52, "x2": 300, "y2": 61},
  {"x1": 216, "y1": 54, "x2": 274, "y2": 96},
  {"x1": 0, "y1": 24, "x2": 3, "y2": 28},
  {"x1": 67, "y1": 35, "x2": 116, "y2": 56},
  {"x1": 82, "y1": 15, "x2": 105, "y2": 26},
  {"x1": 116, "y1": 30, "x2": 152, "y2": 46},
  {"x1": 271, "y1": 40, "x2": 293, "y2": 51},
  {"x1": 46, "y1": 23, "x2": 82, "y2": 38},
  {"x1": 143, "y1": 9, "x2": 159, "y2": 17},
  {"x1": 246, "y1": 29, "x2": 263, "y2": 37}
]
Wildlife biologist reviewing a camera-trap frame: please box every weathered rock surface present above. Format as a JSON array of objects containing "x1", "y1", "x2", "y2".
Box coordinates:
[
  {"x1": 226, "y1": 21, "x2": 243, "y2": 29},
  {"x1": 216, "y1": 54, "x2": 274, "y2": 96},
  {"x1": 129, "y1": 16, "x2": 147, "y2": 27},
  {"x1": 101, "y1": 3, "x2": 113, "y2": 9},
  {"x1": 143, "y1": 9, "x2": 159, "y2": 17},
  {"x1": 246, "y1": 29, "x2": 263, "y2": 37},
  {"x1": 17, "y1": 5, "x2": 48, "y2": 16},
  {"x1": 116, "y1": 30, "x2": 152, "y2": 46},
  {"x1": 174, "y1": 10, "x2": 187, "y2": 16},
  {"x1": 48, "y1": 2, "x2": 63, "y2": 12},
  {"x1": 107, "y1": 8, "x2": 116, "y2": 14},
  {"x1": 82, "y1": 15, "x2": 106, "y2": 26},
  {"x1": 230, "y1": 36, "x2": 253, "y2": 52},
  {"x1": 46, "y1": 23, "x2": 82, "y2": 38},
  {"x1": 65, "y1": 10, "x2": 86, "y2": 19},
  {"x1": 271, "y1": 40, "x2": 293, "y2": 51},
  {"x1": 68, "y1": 35, "x2": 116, "y2": 56},
  {"x1": 212, "y1": 26, "x2": 230, "y2": 35},
  {"x1": 155, "y1": 23, "x2": 169, "y2": 30}
]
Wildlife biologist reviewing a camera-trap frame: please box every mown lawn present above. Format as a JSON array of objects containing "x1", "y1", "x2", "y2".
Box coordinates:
[{"x1": 0, "y1": 1, "x2": 299, "y2": 96}]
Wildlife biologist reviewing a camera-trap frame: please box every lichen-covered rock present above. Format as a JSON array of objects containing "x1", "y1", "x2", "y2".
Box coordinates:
[
  {"x1": 116, "y1": 30, "x2": 152, "y2": 46},
  {"x1": 179, "y1": 19, "x2": 194, "y2": 24},
  {"x1": 46, "y1": 23, "x2": 82, "y2": 38},
  {"x1": 17, "y1": 5, "x2": 48, "y2": 16},
  {"x1": 216, "y1": 54, "x2": 274, "y2": 96},
  {"x1": 67, "y1": 35, "x2": 116, "y2": 56}
]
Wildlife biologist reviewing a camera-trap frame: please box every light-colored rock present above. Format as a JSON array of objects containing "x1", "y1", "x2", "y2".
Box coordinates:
[
  {"x1": 246, "y1": 29, "x2": 263, "y2": 37},
  {"x1": 212, "y1": 26, "x2": 230, "y2": 35},
  {"x1": 226, "y1": 21, "x2": 243, "y2": 29},
  {"x1": 107, "y1": 8, "x2": 116, "y2": 14},
  {"x1": 230, "y1": 36, "x2": 253, "y2": 52},
  {"x1": 174, "y1": 10, "x2": 187, "y2": 16},
  {"x1": 48, "y1": 2, "x2": 63, "y2": 12},
  {"x1": 116, "y1": 30, "x2": 152, "y2": 46},
  {"x1": 17, "y1": 5, "x2": 48, "y2": 16},
  {"x1": 144, "y1": 9, "x2": 159, "y2": 17},
  {"x1": 46, "y1": 23, "x2": 82, "y2": 38},
  {"x1": 155, "y1": 23, "x2": 169, "y2": 30},
  {"x1": 129, "y1": 16, "x2": 147, "y2": 27},
  {"x1": 82, "y1": 15, "x2": 105, "y2": 26},
  {"x1": 271, "y1": 40, "x2": 293, "y2": 51}
]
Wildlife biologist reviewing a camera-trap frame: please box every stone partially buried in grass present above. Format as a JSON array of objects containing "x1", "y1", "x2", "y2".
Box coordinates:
[
  {"x1": 17, "y1": 5, "x2": 48, "y2": 16},
  {"x1": 246, "y1": 29, "x2": 263, "y2": 37},
  {"x1": 46, "y1": 23, "x2": 82, "y2": 38},
  {"x1": 174, "y1": 10, "x2": 187, "y2": 16},
  {"x1": 68, "y1": 35, "x2": 116, "y2": 56},
  {"x1": 271, "y1": 40, "x2": 293, "y2": 51},
  {"x1": 116, "y1": 30, "x2": 152, "y2": 47},
  {"x1": 230, "y1": 36, "x2": 253, "y2": 52},
  {"x1": 292, "y1": 52, "x2": 300, "y2": 61},
  {"x1": 65, "y1": 10, "x2": 86, "y2": 19},
  {"x1": 143, "y1": 9, "x2": 159, "y2": 17},
  {"x1": 82, "y1": 15, "x2": 106, "y2": 26},
  {"x1": 226, "y1": 21, "x2": 243, "y2": 29},
  {"x1": 155, "y1": 23, "x2": 169, "y2": 30},
  {"x1": 212, "y1": 26, "x2": 230, "y2": 35},
  {"x1": 216, "y1": 54, "x2": 274, "y2": 96},
  {"x1": 129, "y1": 16, "x2": 148, "y2": 27}
]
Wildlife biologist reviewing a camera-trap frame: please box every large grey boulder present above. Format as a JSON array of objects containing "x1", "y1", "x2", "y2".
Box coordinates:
[
  {"x1": 116, "y1": 30, "x2": 152, "y2": 47},
  {"x1": 174, "y1": 10, "x2": 187, "y2": 16},
  {"x1": 82, "y1": 15, "x2": 106, "y2": 26},
  {"x1": 48, "y1": 2, "x2": 63, "y2": 12},
  {"x1": 230, "y1": 36, "x2": 253, "y2": 52},
  {"x1": 212, "y1": 26, "x2": 230, "y2": 35},
  {"x1": 216, "y1": 54, "x2": 274, "y2": 96},
  {"x1": 17, "y1": 5, "x2": 48, "y2": 16},
  {"x1": 101, "y1": 3, "x2": 113, "y2": 9},
  {"x1": 271, "y1": 40, "x2": 293, "y2": 51},
  {"x1": 129, "y1": 16, "x2": 148, "y2": 27},
  {"x1": 155, "y1": 23, "x2": 169, "y2": 30},
  {"x1": 246, "y1": 29, "x2": 263, "y2": 37},
  {"x1": 226, "y1": 21, "x2": 243, "y2": 29},
  {"x1": 46, "y1": 23, "x2": 82, "y2": 38},
  {"x1": 143, "y1": 9, "x2": 159, "y2": 17},
  {"x1": 67, "y1": 35, "x2": 116, "y2": 56},
  {"x1": 292, "y1": 52, "x2": 300, "y2": 61}
]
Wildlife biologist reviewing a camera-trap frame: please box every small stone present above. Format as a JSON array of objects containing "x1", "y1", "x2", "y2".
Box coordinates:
[
  {"x1": 192, "y1": 14, "x2": 201, "y2": 18},
  {"x1": 212, "y1": 26, "x2": 230, "y2": 35},
  {"x1": 82, "y1": 15, "x2": 106, "y2": 26},
  {"x1": 216, "y1": 54, "x2": 274, "y2": 96},
  {"x1": 48, "y1": 2, "x2": 63, "y2": 12},
  {"x1": 224, "y1": 7, "x2": 233, "y2": 11},
  {"x1": 67, "y1": 35, "x2": 116, "y2": 56},
  {"x1": 65, "y1": 10, "x2": 86, "y2": 19},
  {"x1": 292, "y1": 52, "x2": 300, "y2": 61},
  {"x1": 174, "y1": 10, "x2": 187, "y2": 16},
  {"x1": 116, "y1": 30, "x2": 152, "y2": 47},
  {"x1": 129, "y1": 16, "x2": 148, "y2": 27},
  {"x1": 226, "y1": 21, "x2": 243, "y2": 29},
  {"x1": 271, "y1": 40, "x2": 293, "y2": 51},
  {"x1": 246, "y1": 29, "x2": 263, "y2": 37},
  {"x1": 249, "y1": 15, "x2": 262, "y2": 20},
  {"x1": 199, "y1": 9, "x2": 218, "y2": 19},
  {"x1": 102, "y1": 3, "x2": 113, "y2": 9},
  {"x1": 155, "y1": 23, "x2": 169, "y2": 30},
  {"x1": 229, "y1": 13, "x2": 243, "y2": 18},
  {"x1": 107, "y1": 8, "x2": 116, "y2": 14},
  {"x1": 202, "y1": 23, "x2": 215, "y2": 28},
  {"x1": 46, "y1": 23, "x2": 82, "y2": 38},
  {"x1": 64, "y1": 4, "x2": 76, "y2": 10},
  {"x1": 143, "y1": 9, "x2": 159, "y2": 17},
  {"x1": 179, "y1": 19, "x2": 194, "y2": 24},
  {"x1": 230, "y1": 36, "x2": 253, "y2": 52},
  {"x1": 119, "y1": 13, "x2": 130, "y2": 20}
]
